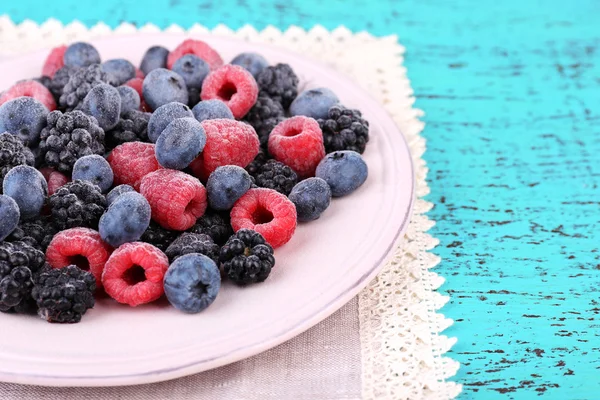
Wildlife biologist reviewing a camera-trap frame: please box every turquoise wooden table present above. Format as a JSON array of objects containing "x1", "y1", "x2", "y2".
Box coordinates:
[{"x1": 3, "y1": 1, "x2": 599, "y2": 398}]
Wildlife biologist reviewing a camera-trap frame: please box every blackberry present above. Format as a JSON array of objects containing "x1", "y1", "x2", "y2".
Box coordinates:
[
  {"x1": 244, "y1": 96, "x2": 285, "y2": 149},
  {"x1": 165, "y1": 233, "x2": 220, "y2": 263},
  {"x1": 245, "y1": 148, "x2": 271, "y2": 177},
  {"x1": 0, "y1": 241, "x2": 46, "y2": 313},
  {"x1": 188, "y1": 210, "x2": 233, "y2": 246},
  {"x1": 252, "y1": 159, "x2": 297, "y2": 196},
  {"x1": 0, "y1": 132, "x2": 35, "y2": 189},
  {"x1": 39, "y1": 110, "x2": 105, "y2": 173},
  {"x1": 140, "y1": 221, "x2": 178, "y2": 252},
  {"x1": 219, "y1": 229, "x2": 275, "y2": 284},
  {"x1": 46, "y1": 65, "x2": 78, "y2": 104},
  {"x1": 7, "y1": 216, "x2": 57, "y2": 251},
  {"x1": 32, "y1": 265, "x2": 96, "y2": 323},
  {"x1": 48, "y1": 180, "x2": 107, "y2": 230},
  {"x1": 106, "y1": 110, "x2": 151, "y2": 150},
  {"x1": 34, "y1": 75, "x2": 53, "y2": 90},
  {"x1": 318, "y1": 105, "x2": 370, "y2": 154},
  {"x1": 256, "y1": 63, "x2": 299, "y2": 109},
  {"x1": 59, "y1": 64, "x2": 117, "y2": 111}
]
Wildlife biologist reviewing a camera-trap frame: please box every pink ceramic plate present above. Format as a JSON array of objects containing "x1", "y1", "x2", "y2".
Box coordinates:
[{"x1": 0, "y1": 34, "x2": 414, "y2": 387}]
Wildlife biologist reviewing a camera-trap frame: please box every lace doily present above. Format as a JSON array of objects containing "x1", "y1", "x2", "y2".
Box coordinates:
[{"x1": 0, "y1": 16, "x2": 461, "y2": 400}]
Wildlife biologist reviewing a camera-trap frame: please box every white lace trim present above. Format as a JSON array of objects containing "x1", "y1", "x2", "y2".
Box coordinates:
[{"x1": 0, "y1": 16, "x2": 461, "y2": 399}]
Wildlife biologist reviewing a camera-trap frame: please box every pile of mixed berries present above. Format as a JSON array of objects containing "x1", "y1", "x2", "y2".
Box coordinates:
[{"x1": 0, "y1": 39, "x2": 369, "y2": 323}]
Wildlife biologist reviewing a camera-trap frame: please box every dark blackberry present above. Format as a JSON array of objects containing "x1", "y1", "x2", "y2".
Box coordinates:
[
  {"x1": 252, "y1": 159, "x2": 297, "y2": 196},
  {"x1": 7, "y1": 216, "x2": 57, "y2": 251},
  {"x1": 59, "y1": 64, "x2": 117, "y2": 110},
  {"x1": 188, "y1": 88, "x2": 201, "y2": 108},
  {"x1": 0, "y1": 132, "x2": 35, "y2": 190},
  {"x1": 256, "y1": 63, "x2": 299, "y2": 109},
  {"x1": 219, "y1": 229, "x2": 275, "y2": 284},
  {"x1": 34, "y1": 75, "x2": 53, "y2": 90},
  {"x1": 0, "y1": 241, "x2": 46, "y2": 313},
  {"x1": 48, "y1": 180, "x2": 107, "y2": 230},
  {"x1": 105, "y1": 110, "x2": 151, "y2": 150},
  {"x1": 245, "y1": 148, "x2": 271, "y2": 177},
  {"x1": 318, "y1": 105, "x2": 370, "y2": 154},
  {"x1": 32, "y1": 265, "x2": 96, "y2": 323},
  {"x1": 244, "y1": 96, "x2": 285, "y2": 149},
  {"x1": 188, "y1": 210, "x2": 233, "y2": 246},
  {"x1": 46, "y1": 65, "x2": 78, "y2": 104},
  {"x1": 39, "y1": 110, "x2": 105, "y2": 173},
  {"x1": 140, "y1": 221, "x2": 178, "y2": 252},
  {"x1": 165, "y1": 233, "x2": 220, "y2": 263}
]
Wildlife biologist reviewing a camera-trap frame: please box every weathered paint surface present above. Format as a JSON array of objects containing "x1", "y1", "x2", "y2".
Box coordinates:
[{"x1": 4, "y1": 1, "x2": 600, "y2": 398}]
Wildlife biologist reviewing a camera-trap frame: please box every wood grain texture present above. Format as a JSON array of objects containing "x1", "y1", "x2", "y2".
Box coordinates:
[{"x1": 3, "y1": 0, "x2": 600, "y2": 398}]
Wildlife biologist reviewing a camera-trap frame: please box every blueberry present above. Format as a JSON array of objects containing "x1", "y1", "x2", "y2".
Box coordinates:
[
  {"x1": 231, "y1": 52, "x2": 269, "y2": 78},
  {"x1": 142, "y1": 68, "x2": 188, "y2": 111},
  {"x1": 80, "y1": 83, "x2": 121, "y2": 131},
  {"x1": 0, "y1": 97, "x2": 48, "y2": 145},
  {"x1": 63, "y1": 42, "x2": 101, "y2": 68},
  {"x1": 106, "y1": 184, "x2": 135, "y2": 206},
  {"x1": 117, "y1": 86, "x2": 141, "y2": 115},
  {"x1": 288, "y1": 177, "x2": 332, "y2": 221},
  {"x1": 99, "y1": 191, "x2": 151, "y2": 247},
  {"x1": 0, "y1": 194, "x2": 20, "y2": 241},
  {"x1": 315, "y1": 150, "x2": 368, "y2": 197},
  {"x1": 2, "y1": 165, "x2": 47, "y2": 219},
  {"x1": 206, "y1": 165, "x2": 252, "y2": 210},
  {"x1": 140, "y1": 46, "x2": 169, "y2": 76},
  {"x1": 172, "y1": 55, "x2": 210, "y2": 90},
  {"x1": 192, "y1": 99, "x2": 233, "y2": 122},
  {"x1": 164, "y1": 253, "x2": 221, "y2": 314},
  {"x1": 72, "y1": 154, "x2": 114, "y2": 193},
  {"x1": 147, "y1": 102, "x2": 194, "y2": 143},
  {"x1": 155, "y1": 117, "x2": 206, "y2": 170},
  {"x1": 101, "y1": 59, "x2": 136, "y2": 86},
  {"x1": 290, "y1": 88, "x2": 339, "y2": 120}
]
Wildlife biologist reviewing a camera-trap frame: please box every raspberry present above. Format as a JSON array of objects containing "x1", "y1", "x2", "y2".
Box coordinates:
[
  {"x1": 42, "y1": 45, "x2": 67, "y2": 78},
  {"x1": 230, "y1": 188, "x2": 297, "y2": 248},
  {"x1": 135, "y1": 68, "x2": 145, "y2": 79},
  {"x1": 39, "y1": 167, "x2": 70, "y2": 196},
  {"x1": 140, "y1": 169, "x2": 207, "y2": 231},
  {"x1": 45, "y1": 228, "x2": 112, "y2": 289},
  {"x1": 268, "y1": 116, "x2": 326, "y2": 178},
  {"x1": 200, "y1": 65, "x2": 258, "y2": 119},
  {"x1": 124, "y1": 77, "x2": 150, "y2": 111},
  {"x1": 0, "y1": 80, "x2": 57, "y2": 111},
  {"x1": 102, "y1": 242, "x2": 169, "y2": 307},
  {"x1": 189, "y1": 119, "x2": 259, "y2": 181},
  {"x1": 167, "y1": 39, "x2": 224, "y2": 71},
  {"x1": 107, "y1": 142, "x2": 161, "y2": 191}
]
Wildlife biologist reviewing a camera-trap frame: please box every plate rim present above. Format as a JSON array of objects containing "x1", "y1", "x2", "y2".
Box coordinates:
[{"x1": 0, "y1": 33, "x2": 415, "y2": 387}]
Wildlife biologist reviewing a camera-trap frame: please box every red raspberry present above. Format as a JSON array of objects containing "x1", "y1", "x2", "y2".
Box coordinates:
[
  {"x1": 0, "y1": 80, "x2": 57, "y2": 111},
  {"x1": 189, "y1": 119, "x2": 259, "y2": 181},
  {"x1": 124, "y1": 77, "x2": 149, "y2": 111},
  {"x1": 230, "y1": 188, "x2": 297, "y2": 248},
  {"x1": 135, "y1": 68, "x2": 145, "y2": 79},
  {"x1": 107, "y1": 142, "x2": 161, "y2": 191},
  {"x1": 167, "y1": 39, "x2": 224, "y2": 71},
  {"x1": 40, "y1": 167, "x2": 70, "y2": 195},
  {"x1": 42, "y1": 45, "x2": 67, "y2": 78},
  {"x1": 200, "y1": 65, "x2": 258, "y2": 118},
  {"x1": 102, "y1": 242, "x2": 169, "y2": 306},
  {"x1": 268, "y1": 116, "x2": 326, "y2": 178},
  {"x1": 140, "y1": 169, "x2": 207, "y2": 231},
  {"x1": 46, "y1": 228, "x2": 113, "y2": 288}
]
